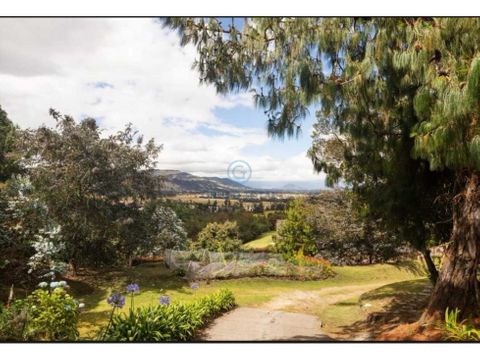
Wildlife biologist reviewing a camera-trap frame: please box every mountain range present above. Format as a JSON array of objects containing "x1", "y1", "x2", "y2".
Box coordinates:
[{"x1": 154, "y1": 169, "x2": 251, "y2": 194}]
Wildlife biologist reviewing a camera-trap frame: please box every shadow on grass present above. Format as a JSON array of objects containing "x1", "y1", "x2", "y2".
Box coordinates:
[
  {"x1": 69, "y1": 262, "x2": 190, "y2": 298},
  {"x1": 68, "y1": 262, "x2": 193, "y2": 338},
  {"x1": 391, "y1": 261, "x2": 428, "y2": 277},
  {"x1": 330, "y1": 278, "x2": 432, "y2": 339}
]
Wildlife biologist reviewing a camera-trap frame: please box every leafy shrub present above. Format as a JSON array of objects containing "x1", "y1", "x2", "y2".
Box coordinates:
[
  {"x1": 0, "y1": 285, "x2": 80, "y2": 341},
  {"x1": 101, "y1": 289, "x2": 235, "y2": 341},
  {"x1": 0, "y1": 300, "x2": 28, "y2": 341},
  {"x1": 190, "y1": 221, "x2": 242, "y2": 252},
  {"x1": 25, "y1": 287, "x2": 79, "y2": 340},
  {"x1": 443, "y1": 308, "x2": 480, "y2": 341}
]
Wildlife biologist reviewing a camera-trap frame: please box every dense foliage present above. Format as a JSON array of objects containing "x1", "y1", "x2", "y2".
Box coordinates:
[
  {"x1": 275, "y1": 199, "x2": 317, "y2": 259},
  {"x1": 190, "y1": 221, "x2": 242, "y2": 252},
  {"x1": 0, "y1": 105, "x2": 20, "y2": 182},
  {"x1": 0, "y1": 285, "x2": 80, "y2": 341},
  {"x1": 102, "y1": 289, "x2": 235, "y2": 341},
  {"x1": 275, "y1": 192, "x2": 406, "y2": 264},
  {"x1": 166, "y1": 200, "x2": 274, "y2": 243},
  {"x1": 25, "y1": 287, "x2": 79, "y2": 340},
  {"x1": 18, "y1": 110, "x2": 163, "y2": 270},
  {"x1": 142, "y1": 201, "x2": 188, "y2": 252}
]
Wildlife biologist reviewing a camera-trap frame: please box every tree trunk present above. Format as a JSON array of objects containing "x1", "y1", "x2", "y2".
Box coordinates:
[
  {"x1": 69, "y1": 259, "x2": 78, "y2": 276},
  {"x1": 421, "y1": 249, "x2": 438, "y2": 284},
  {"x1": 127, "y1": 255, "x2": 133, "y2": 268},
  {"x1": 421, "y1": 172, "x2": 480, "y2": 321}
]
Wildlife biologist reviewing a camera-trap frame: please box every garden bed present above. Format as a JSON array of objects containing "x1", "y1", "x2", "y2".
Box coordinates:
[{"x1": 164, "y1": 249, "x2": 335, "y2": 281}]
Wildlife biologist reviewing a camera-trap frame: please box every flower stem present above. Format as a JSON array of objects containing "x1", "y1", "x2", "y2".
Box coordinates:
[{"x1": 100, "y1": 307, "x2": 116, "y2": 340}]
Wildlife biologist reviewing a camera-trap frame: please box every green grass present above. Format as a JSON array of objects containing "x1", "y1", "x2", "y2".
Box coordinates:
[
  {"x1": 242, "y1": 231, "x2": 276, "y2": 250},
  {"x1": 72, "y1": 260, "x2": 427, "y2": 339},
  {"x1": 319, "y1": 278, "x2": 431, "y2": 337}
]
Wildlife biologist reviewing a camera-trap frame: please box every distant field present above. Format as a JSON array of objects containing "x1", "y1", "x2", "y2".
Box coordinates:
[
  {"x1": 165, "y1": 195, "x2": 274, "y2": 209},
  {"x1": 242, "y1": 231, "x2": 276, "y2": 251}
]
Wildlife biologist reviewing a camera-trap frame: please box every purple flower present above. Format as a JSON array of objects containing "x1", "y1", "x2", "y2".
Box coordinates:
[
  {"x1": 190, "y1": 283, "x2": 199, "y2": 290},
  {"x1": 126, "y1": 283, "x2": 140, "y2": 294},
  {"x1": 159, "y1": 295, "x2": 170, "y2": 306},
  {"x1": 107, "y1": 293, "x2": 125, "y2": 308}
]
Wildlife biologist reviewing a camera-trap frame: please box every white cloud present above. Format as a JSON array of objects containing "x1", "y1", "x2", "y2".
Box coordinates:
[{"x1": 0, "y1": 18, "x2": 322, "y2": 184}]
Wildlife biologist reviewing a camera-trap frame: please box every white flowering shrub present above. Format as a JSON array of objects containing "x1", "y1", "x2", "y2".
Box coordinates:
[
  {"x1": 144, "y1": 204, "x2": 188, "y2": 254},
  {"x1": 28, "y1": 226, "x2": 67, "y2": 279}
]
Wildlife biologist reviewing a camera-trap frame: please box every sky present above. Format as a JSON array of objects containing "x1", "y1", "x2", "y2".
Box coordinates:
[{"x1": 0, "y1": 18, "x2": 326, "y2": 189}]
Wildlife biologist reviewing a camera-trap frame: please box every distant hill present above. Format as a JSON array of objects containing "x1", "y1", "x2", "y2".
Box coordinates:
[
  {"x1": 153, "y1": 169, "x2": 252, "y2": 194},
  {"x1": 282, "y1": 183, "x2": 306, "y2": 191}
]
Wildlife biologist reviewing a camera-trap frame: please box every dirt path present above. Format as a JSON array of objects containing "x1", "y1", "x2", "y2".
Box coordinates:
[
  {"x1": 201, "y1": 282, "x2": 392, "y2": 341},
  {"x1": 263, "y1": 282, "x2": 390, "y2": 313},
  {"x1": 201, "y1": 307, "x2": 331, "y2": 341}
]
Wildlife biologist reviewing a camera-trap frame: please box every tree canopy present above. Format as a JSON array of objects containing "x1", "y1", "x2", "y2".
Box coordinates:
[
  {"x1": 166, "y1": 17, "x2": 480, "y2": 318},
  {"x1": 18, "y1": 110, "x2": 163, "y2": 270}
]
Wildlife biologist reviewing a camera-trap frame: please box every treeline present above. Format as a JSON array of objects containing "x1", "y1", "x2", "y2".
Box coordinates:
[{"x1": 163, "y1": 200, "x2": 283, "y2": 243}]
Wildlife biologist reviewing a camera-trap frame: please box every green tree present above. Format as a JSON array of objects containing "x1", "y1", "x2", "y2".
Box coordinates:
[
  {"x1": 0, "y1": 106, "x2": 25, "y2": 272},
  {"x1": 19, "y1": 110, "x2": 162, "y2": 271},
  {"x1": 143, "y1": 201, "x2": 188, "y2": 252},
  {"x1": 275, "y1": 199, "x2": 317, "y2": 259},
  {"x1": 307, "y1": 191, "x2": 405, "y2": 265},
  {"x1": 190, "y1": 220, "x2": 241, "y2": 252},
  {"x1": 0, "y1": 105, "x2": 20, "y2": 183},
  {"x1": 165, "y1": 17, "x2": 469, "y2": 319},
  {"x1": 407, "y1": 19, "x2": 480, "y2": 319}
]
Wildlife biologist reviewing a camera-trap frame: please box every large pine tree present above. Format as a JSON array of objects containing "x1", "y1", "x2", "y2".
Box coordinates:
[{"x1": 166, "y1": 17, "x2": 480, "y2": 319}]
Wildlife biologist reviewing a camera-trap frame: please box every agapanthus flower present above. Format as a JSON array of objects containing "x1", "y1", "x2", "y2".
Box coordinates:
[
  {"x1": 50, "y1": 281, "x2": 59, "y2": 288},
  {"x1": 58, "y1": 280, "x2": 67, "y2": 287},
  {"x1": 107, "y1": 293, "x2": 126, "y2": 308},
  {"x1": 126, "y1": 283, "x2": 140, "y2": 294},
  {"x1": 190, "y1": 283, "x2": 199, "y2": 290},
  {"x1": 159, "y1": 295, "x2": 170, "y2": 306},
  {"x1": 38, "y1": 281, "x2": 48, "y2": 288}
]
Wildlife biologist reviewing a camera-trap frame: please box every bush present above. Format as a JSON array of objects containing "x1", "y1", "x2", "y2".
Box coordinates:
[
  {"x1": 0, "y1": 300, "x2": 28, "y2": 341},
  {"x1": 26, "y1": 287, "x2": 79, "y2": 340},
  {"x1": 101, "y1": 289, "x2": 235, "y2": 341},
  {"x1": 190, "y1": 221, "x2": 242, "y2": 253},
  {"x1": 0, "y1": 286, "x2": 80, "y2": 341},
  {"x1": 443, "y1": 308, "x2": 480, "y2": 341}
]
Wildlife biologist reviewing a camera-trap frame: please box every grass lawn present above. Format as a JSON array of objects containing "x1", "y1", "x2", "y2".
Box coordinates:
[
  {"x1": 71, "y1": 260, "x2": 427, "y2": 339},
  {"x1": 242, "y1": 231, "x2": 276, "y2": 251},
  {"x1": 318, "y1": 278, "x2": 432, "y2": 338}
]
